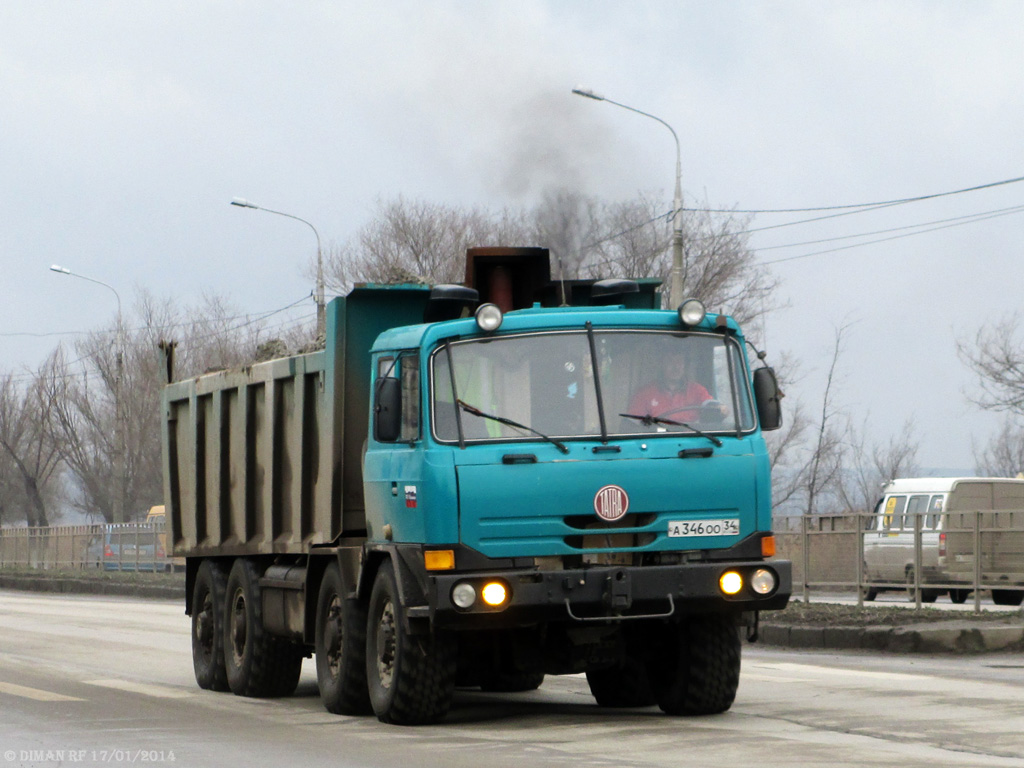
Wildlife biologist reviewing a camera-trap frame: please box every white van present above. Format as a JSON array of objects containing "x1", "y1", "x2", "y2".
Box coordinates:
[
  {"x1": 864, "y1": 477, "x2": 1024, "y2": 603},
  {"x1": 863, "y1": 478, "x2": 952, "y2": 602}
]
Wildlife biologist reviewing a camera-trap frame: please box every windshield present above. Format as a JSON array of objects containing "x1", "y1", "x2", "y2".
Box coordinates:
[{"x1": 430, "y1": 330, "x2": 755, "y2": 443}]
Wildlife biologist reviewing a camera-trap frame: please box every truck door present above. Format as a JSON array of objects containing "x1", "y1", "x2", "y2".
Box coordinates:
[{"x1": 364, "y1": 353, "x2": 429, "y2": 543}]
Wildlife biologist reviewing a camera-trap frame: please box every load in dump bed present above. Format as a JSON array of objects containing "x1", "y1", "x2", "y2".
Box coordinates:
[{"x1": 162, "y1": 247, "x2": 791, "y2": 724}]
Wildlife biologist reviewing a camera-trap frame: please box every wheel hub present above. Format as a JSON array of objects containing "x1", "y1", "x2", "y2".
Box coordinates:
[{"x1": 376, "y1": 600, "x2": 396, "y2": 689}]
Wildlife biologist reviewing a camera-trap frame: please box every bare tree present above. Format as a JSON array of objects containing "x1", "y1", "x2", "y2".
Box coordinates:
[
  {"x1": 322, "y1": 192, "x2": 780, "y2": 328},
  {"x1": 838, "y1": 418, "x2": 920, "y2": 514},
  {"x1": 958, "y1": 314, "x2": 1024, "y2": 415},
  {"x1": 0, "y1": 368, "x2": 63, "y2": 526},
  {"x1": 974, "y1": 419, "x2": 1024, "y2": 477},
  {"x1": 769, "y1": 326, "x2": 850, "y2": 519},
  {"x1": 40, "y1": 289, "x2": 301, "y2": 522}
]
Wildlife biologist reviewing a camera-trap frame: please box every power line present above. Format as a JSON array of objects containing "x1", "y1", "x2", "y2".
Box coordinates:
[
  {"x1": 756, "y1": 204, "x2": 1024, "y2": 252},
  {"x1": 693, "y1": 173, "x2": 1024, "y2": 214},
  {"x1": 0, "y1": 294, "x2": 313, "y2": 341},
  {"x1": 762, "y1": 205, "x2": 1024, "y2": 266}
]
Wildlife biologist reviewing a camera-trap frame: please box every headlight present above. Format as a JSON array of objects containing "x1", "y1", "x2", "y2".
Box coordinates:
[
  {"x1": 751, "y1": 568, "x2": 776, "y2": 595},
  {"x1": 678, "y1": 298, "x2": 706, "y2": 326},
  {"x1": 452, "y1": 582, "x2": 476, "y2": 609},
  {"x1": 719, "y1": 571, "x2": 743, "y2": 595},
  {"x1": 481, "y1": 581, "x2": 509, "y2": 607},
  {"x1": 475, "y1": 303, "x2": 503, "y2": 332}
]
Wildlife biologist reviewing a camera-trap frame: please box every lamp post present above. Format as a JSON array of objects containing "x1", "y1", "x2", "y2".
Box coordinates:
[
  {"x1": 571, "y1": 87, "x2": 685, "y2": 308},
  {"x1": 230, "y1": 198, "x2": 326, "y2": 338},
  {"x1": 50, "y1": 265, "x2": 127, "y2": 524}
]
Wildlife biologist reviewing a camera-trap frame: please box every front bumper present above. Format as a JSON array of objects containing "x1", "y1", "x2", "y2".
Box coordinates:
[{"x1": 422, "y1": 559, "x2": 791, "y2": 628}]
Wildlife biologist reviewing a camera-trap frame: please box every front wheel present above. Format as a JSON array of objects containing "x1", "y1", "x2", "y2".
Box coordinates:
[
  {"x1": 647, "y1": 614, "x2": 740, "y2": 716},
  {"x1": 366, "y1": 560, "x2": 455, "y2": 725}
]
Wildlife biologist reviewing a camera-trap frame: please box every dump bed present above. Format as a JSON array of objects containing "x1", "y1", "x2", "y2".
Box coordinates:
[{"x1": 161, "y1": 286, "x2": 431, "y2": 558}]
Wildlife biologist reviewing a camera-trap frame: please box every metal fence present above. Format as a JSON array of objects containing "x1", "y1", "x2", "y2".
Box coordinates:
[
  {"x1": 775, "y1": 511, "x2": 1024, "y2": 612},
  {"x1": 0, "y1": 522, "x2": 179, "y2": 572}
]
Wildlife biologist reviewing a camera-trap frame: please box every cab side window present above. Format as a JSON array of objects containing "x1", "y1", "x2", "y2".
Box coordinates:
[
  {"x1": 400, "y1": 355, "x2": 420, "y2": 442},
  {"x1": 375, "y1": 354, "x2": 420, "y2": 444}
]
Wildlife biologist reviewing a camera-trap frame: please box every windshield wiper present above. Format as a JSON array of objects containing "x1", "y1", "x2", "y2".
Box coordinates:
[
  {"x1": 618, "y1": 413, "x2": 723, "y2": 447},
  {"x1": 457, "y1": 400, "x2": 570, "y2": 454}
]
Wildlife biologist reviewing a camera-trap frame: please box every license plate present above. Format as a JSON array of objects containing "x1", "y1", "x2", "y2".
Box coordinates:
[{"x1": 667, "y1": 518, "x2": 739, "y2": 537}]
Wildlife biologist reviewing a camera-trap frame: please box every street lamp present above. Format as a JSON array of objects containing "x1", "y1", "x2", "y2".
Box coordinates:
[
  {"x1": 50, "y1": 264, "x2": 127, "y2": 525},
  {"x1": 230, "y1": 198, "x2": 326, "y2": 338},
  {"x1": 572, "y1": 87, "x2": 685, "y2": 307}
]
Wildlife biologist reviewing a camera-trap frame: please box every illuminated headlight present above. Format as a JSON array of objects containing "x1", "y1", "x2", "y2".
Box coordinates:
[
  {"x1": 452, "y1": 582, "x2": 476, "y2": 609},
  {"x1": 481, "y1": 581, "x2": 509, "y2": 607},
  {"x1": 719, "y1": 571, "x2": 743, "y2": 596},
  {"x1": 475, "y1": 303, "x2": 503, "y2": 332},
  {"x1": 678, "y1": 298, "x2": 706, "y2": 326},
  {"x1": 751, "y1": 568, "x2": 776, "y2": 595}
]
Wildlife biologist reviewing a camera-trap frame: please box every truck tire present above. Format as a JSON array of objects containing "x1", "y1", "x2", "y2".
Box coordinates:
[
  {"x1": 648, "y1": 614, "x2": 740, "y2": 716},
  {"x1": 315, "y1": 562, "x2": 372, "y2": 715},
  {"x1": 192, "y1": 560, "x2": 229, "y2": 691},
  {"x1": 366, "y1": 560, "x2": 455, "y2": 725},
  {"x1": 992, "y1": 589, "x2": 1024, "y2": 606},
  {"x1": 586, "y1": 657, "x2": 655, "y2": 708},
  {"x1": 949, "y1": 589, "x2": 970, "y2": 604},
  {"x1": 224, "y1": 558, "x2": 303, "y2": 698}
]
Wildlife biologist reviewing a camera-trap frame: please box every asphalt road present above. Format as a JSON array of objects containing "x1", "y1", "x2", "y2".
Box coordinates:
[{"x1": 2, "y1": 590, "x2": 1023, "y2": 767}]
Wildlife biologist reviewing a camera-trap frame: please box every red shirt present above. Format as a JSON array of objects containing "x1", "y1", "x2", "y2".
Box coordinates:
[{"x1": 628, "y1": 381, "x2": 712, "y2": 421}]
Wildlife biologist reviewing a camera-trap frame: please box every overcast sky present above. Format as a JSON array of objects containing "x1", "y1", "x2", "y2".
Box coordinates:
[{"x1": 2, "y1": 1, "x2": 1022, "y2": 471}]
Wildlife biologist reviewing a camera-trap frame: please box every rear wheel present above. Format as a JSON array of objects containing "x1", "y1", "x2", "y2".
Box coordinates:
[
  {"x1": 992, "y1": 589, "x2": 1024, "y2": 606},
  {"x1": 224, "y1": 559, "x2": 304, "y2": 697},
  {"x1": 315, "y1": 562, "x2": 372, "y2": 715},
  {"x1": 949, "y1": 589, "x2": 970, "y2": 604},
  {"x1": 366, "y1": 560, "x2": 455, "y2": 724},
  {"x1": 191, "y1": 560, "x2": 229, "y2": 691},
  {"x1": 905, "y1": 568, "x2": 939, "y2": 602},
  {"x1": 647, "y1": 614, "x2": 740, "y2": 716}
]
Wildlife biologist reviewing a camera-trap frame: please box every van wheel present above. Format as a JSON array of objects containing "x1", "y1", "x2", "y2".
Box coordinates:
[
  {"x1": 992, "y1": 589, "x2": 1024, "y2": 606},
  {"x1": 224, "y1": 559, "x2": 304, "y2": 697},
  {"x1": 192, "y1": 560, "x2": 229, "y2": 691},
  {"x1": 366, "y1": 560, "x2": 455, "y2": 724},
  {"x1": 949, "y1": 589, "x2": 970, "y2": 604},
  {"x1": 862, "y1": 586, "x2": 878, "y2": 602},
  {"x1": 315, "y1": 562, "x2": 372, "y2": 714},
  {"x1": 647, "y1": 615, "x2": 740, "y2": 716}
]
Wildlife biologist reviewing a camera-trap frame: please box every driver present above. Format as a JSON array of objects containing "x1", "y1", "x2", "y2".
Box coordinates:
[{"x1": 628, "y1": 346, "x2": 723, "y2": 422}]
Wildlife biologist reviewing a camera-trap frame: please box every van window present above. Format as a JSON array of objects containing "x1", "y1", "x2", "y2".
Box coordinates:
[
  {"x1": 926, "y1": 494, "x2": 945, "y2": 529},
  {"x1": 905, "y1": 494, "x2": 930, "y2": 530},
  {"x1": 882, "y1": 495, "x2": 907, "y2": 530}
]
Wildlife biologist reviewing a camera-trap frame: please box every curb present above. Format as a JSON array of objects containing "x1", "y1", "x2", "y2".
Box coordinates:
[
  {"x1": 759, "y1": 619, "x2": 1024, "y2": 653},
  {"x1": 0, "y1": 574, "x2": 184, "y2": 600}
]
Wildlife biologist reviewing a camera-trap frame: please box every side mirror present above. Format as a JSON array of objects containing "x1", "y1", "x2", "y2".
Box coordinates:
[
  {"x1": 753, "y1": 367, "x2": 783, "y2": 432},
  {"x1": 373, "y1": 377, "x2": 402, "y2": 442}
]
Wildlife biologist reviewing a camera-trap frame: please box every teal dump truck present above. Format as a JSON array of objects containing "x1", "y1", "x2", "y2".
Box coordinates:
[{"x1": 162, "y1": 247, "x2": 790, "y2": 725}]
